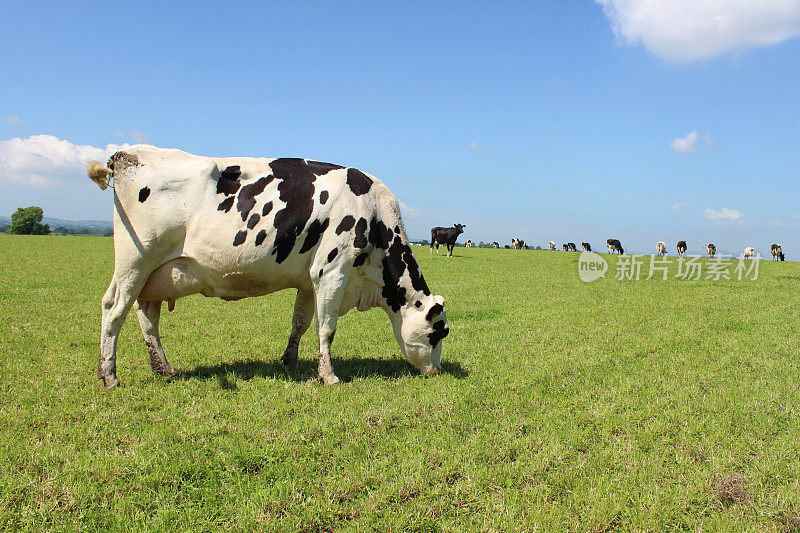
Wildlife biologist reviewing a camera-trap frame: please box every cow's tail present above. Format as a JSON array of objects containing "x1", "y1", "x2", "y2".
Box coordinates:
[{"x1": 87, "y1": 161, "x2": 113, "y2": 190}]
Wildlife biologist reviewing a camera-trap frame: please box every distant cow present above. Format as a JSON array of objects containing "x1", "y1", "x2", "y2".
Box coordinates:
[
  {"x1": 511, "y1": 238, "x2": 525, "y2": 250},
  {"x1": 607, "y1": 239, "x2": 624, "y2": 254},
  {"x1": 707, "y1": 243, "x2": 716, "y2": 258},
  {"x1": 581, "y1": 242, "x2": 591, "y2": 252},
  {"x1": 465, "y1": 239, "x2": 473, "y2": 248},
  {"x1": 771, "y1": 243, "x2": 782, "y2": 261},
  {"x1": 548, "y1": 241, "x2": 556, "y2": 250},
  {"x1": 430, "y1": 224, "x2": 465, "y2": 257},
  {"x1": 562, "y1": 243, "x2": 569, "y2": 251},
  {"x1": 656, "y1": 242, "x2": 667, "y2": 256},
  {"x1": 492, "y1": 241, "x2": 499, "y2": 249},
  {"x1": 504, "y1": 245, "x2": 510, "y2": 249},
  {"x1": 676, "y1": 241, "x2": 687, "y2": 257},
  {"x1": 744, "y1": 247, "x2": 755, "y2": 259},
  {"x1": 566, "y1": 242, "x2": 577, "y2": 252}
]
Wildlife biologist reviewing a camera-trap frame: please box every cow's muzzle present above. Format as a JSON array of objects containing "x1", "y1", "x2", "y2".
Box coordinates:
[{"x1": 423, "y1": 365, "x2": 442, "y2": 376}]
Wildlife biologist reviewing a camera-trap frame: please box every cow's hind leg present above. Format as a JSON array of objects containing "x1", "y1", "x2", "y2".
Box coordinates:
[
  {"x1": 281, "y1": 289, "x2": 314, "y2": 371},
  {"x1": 134, "y1": 299, "x2": 176, "y2": 377},
  {"x1": 99, "y1": 275, "x2": 145, "y2": 389}
]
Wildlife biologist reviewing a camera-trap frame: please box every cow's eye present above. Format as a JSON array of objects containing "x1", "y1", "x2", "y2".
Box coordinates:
[{"x1": 414, "y1": 301, "x2": 422, "y2": 308}]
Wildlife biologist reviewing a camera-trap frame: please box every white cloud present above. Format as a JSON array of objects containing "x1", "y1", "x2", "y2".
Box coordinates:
[
  {"x1": 769, "y1": 219, "x2": 790, "y2": 228},
  {"x1": 4, "y1": 114, "x2": 24, "y2": 126},
  {"x1": 703, "y1": 207, "x2": 743, "y2": 221},
  {"x1": 596, "y1": 0, "x2": 800, "y2": 63},
  {"x1": 468, "y1": 141, "x2": 491, "y2": 152},
  {"x1": 114, "y1": 129, "x2": 151, "y2": 144},
  {"x1": 0, "y1": 134, "x2": 129, "y2": 187},
  {"x1": 670, "y1": 130, "x2": 699, "y2": 153},
  {"x1": 399, "y1": 201, "x2": 420, "y2": 218},
  {"x1": 670, "y1": 201, "x2": 691, "y2": 211}
]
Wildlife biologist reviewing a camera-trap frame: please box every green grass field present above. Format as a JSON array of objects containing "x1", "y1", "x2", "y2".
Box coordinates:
[{"x1": 1, "y1": 234, "x2": 799, "y2": 531}]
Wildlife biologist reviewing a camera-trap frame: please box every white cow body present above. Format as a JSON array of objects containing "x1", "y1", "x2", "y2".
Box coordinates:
[
  {"x1": 89, "y1": 146, "x2": 448, "y2": 388},
  {"x1": 744, "y1": 247, "x2": 755, "y2": 259},
  {"x1": 656, "y1": 242, "x2": 667, "y2": 256}
]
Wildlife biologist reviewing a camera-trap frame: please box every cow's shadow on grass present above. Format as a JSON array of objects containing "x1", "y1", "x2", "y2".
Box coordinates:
[{"x1": 178, "y1": 357, "x2": 468, "y2": 387}]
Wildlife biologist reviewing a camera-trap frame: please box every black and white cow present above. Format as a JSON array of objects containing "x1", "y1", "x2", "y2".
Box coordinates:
[
  {"x1": 771, "y1": 243, "x2": 783, "y2": 261},
  {"x1": 562, "y1": 243, "x2": 569, "y2": 251},
  {"x1": 511, "y1": 238, "x2": 525, "y2": 250},
  {"x1": 549, "y1": 241, "x2": 556, "y2": 251},
  {"x1": 677, "y1": 240, "x2": 687, "y2": 257},
  {"x1": 566, "y1": 242, "x2": 577, "y2": 252},
  {"x1": 707, "y1": 243, "x2": 716, "y2": 258},
  {"x1": 492, "y1": 241, "x2": 499, "y2": 249},
  {"x1": 465, "y1": 239, "x2": 473, "y2": 248},
  {"x1": 581, "y1": 242, "x2": 591, "y2": 252},
  {"x1": 607, "y1": 239, "x2": 624, "y2": 254},
  {"x1": 430, "y1": 224, "x2": 465, "y2": 257},
  {"x1": 87, "y1": 146, "x2": 449, "y2": 389}
]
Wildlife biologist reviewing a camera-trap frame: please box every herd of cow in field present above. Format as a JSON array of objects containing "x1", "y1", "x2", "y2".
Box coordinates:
[{"x1": 429, "y1": 224, "x2": 786, "y2": 261}]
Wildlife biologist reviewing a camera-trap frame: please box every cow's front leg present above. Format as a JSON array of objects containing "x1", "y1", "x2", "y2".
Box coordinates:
[
  {"x1": 281, "y1": 289, "x2": 314, "y2": 371},
  {"x1": 134, "y1": 299, "x2": 176, "y2": 377},
  {"x1": 314, "y1": 275, "x2": 348, "y2": 385}
]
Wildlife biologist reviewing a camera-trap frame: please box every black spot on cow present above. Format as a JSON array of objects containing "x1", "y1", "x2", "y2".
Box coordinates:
[
  {"x1": 319, "y1": 190, "x2": 329, "y2": 204},
  {"x1": 335, "y1": 215, "x2": 356, "y2": 235},
  {"x1": 319, "y1": 268, "x2": 324, "y2": 277},
  {"x1": 217, "y1": 196, "x2": 235, "y2": 213},
  {"x1": 247, "y1": 214, "x2": 260, "y2": 230},
  {"x1": 415, "y1": 300, "x2": 422, "y2": 308},
  {"x1": 368, "y1": 217, "x2": 392, "y2": 249},
  {"x1": 354, "y1": 218, "x2": 368, "y2": 248},
  {"x1": 426, "y1": 303, "x2": 444, "y2": 322},
  {"x1": 306, "y1": 161, "x2": 344, "y2": 176},
  {"x1": 299, "y1": 218, "x2": 329, "y2": 254},
  {"x1": 237, "y1": 176, "x2": 273, "y2": 221},
  {"x1": 404, "y1": 247, "x2": 430, "y2": 295},
  {"x1": 432, "y1": 320, "x2": 445, "y2": 331},
  {"x1": 428, "y1": 327, "x2": 449, "y2": 348},
  {"x1": 381, "y1": 236, "x2": 409, "y2": 312},
  {"x1": 395, "y1": 225, "x2": 400, "y2": 234},
  {"x1": 138, "y1": 186, "x2": 150, "y2": 203},
  {"x1": 327, "y1": 248, "x2": 338, "y2": 263},
  {"x1": 353, "y1": 252, "x2": 369, "y2": 267},
  {"x1": 262, "y1": 201, "x2": 273, "y2": 216},
  {"x1": 217, "y1": 166, "x2": 241, "y2": 196},
  {"x1": 346, "y1": 168, "x2": 373, "y2": 196},
  {"x1": 233, "y1": 230, "x2": 247, "y2": 247},
  {"x1": 255, "y1": 230, "x2": 267, "y2": 246},
  {"x1": 269, "y1": 158, "x2": 319, "y2": 263}
]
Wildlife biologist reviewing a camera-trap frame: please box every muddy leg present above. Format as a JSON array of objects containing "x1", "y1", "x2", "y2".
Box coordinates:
[
  {"x1": 281, "y1": 289, "x2": 314, "y2": 371},
  {"x1": 98, "y1": 276, "x2": 143, "y2": 389},
  {"x1": 134, "y1": 299, "x2": 176, "y2": 377}
]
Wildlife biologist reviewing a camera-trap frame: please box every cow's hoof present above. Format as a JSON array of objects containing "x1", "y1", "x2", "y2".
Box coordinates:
[
  {"x1": 100, "y1": 374, "x2": 120, "y2": 390},
  {"x1": 319, "y1": 373, "x2": 340, "y2": 385},
  {"x1": 281, "y1": 354, "x2": 298, "y2": 372}
]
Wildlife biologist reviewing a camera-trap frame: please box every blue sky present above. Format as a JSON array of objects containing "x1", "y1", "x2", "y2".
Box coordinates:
[{"x1": 1, "y1": 1, "x2": 798, "y2": 256}]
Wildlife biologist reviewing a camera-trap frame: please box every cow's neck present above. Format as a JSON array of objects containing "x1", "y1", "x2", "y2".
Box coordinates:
[{"x1": 375, "y1": 235, "x2": 430, "y2": 316}]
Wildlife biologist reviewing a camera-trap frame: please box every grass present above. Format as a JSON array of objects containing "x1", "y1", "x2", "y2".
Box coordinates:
[{"x1": 1, "y1": 234, "x2": 799, "y2": 531}]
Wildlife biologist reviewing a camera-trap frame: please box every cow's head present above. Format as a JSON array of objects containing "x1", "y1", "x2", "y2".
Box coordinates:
[
  {"x1": 392, "y1": 294, "x2": 448, "y2": 376},
  {"x1": 454, "y1": 224, "x2": 465, "y2": 234}
]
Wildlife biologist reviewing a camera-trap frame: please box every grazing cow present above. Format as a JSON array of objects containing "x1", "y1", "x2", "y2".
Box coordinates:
[
  {"x1": 656, "y1": 242, "x2": 667, "y2": 256},
  {"x1": 548, "y1": 241, "x2": 556, "y2": 251},
  {"x1": 581, "y1": 242, "x2": 591, "y2": 252},
  {"x1": 707, "y1": 243, "x2": 716, "y2": 258},
  {"x1": 566, "y1": 243, "x2": 577, "y2": 252},
  {"x1": 562, "y1": 243, "x2": 569, "y2": 251},
  {"x1": 676, "y1": 240, "x2": 687, "y2": 257},
  {"x1": 511, "y1": 238, "x2": 526, "y2": 249},
  {"x1": 430, "y1": 224, "x2": 465, "y2": 257},
  {"x1": 504, "y1": 245, "x2": 510, "y2": 249},
  {"x1": 744, "y1": 247, "x2": 755, "y2": 259},
  {"x1": 606, "y1": 239, "x2": 624, "y2": 254},
  {"x1": 465, "y1": 239, "x2": 473, "y2": 248},
  {"x1": 492, "y1": 241, "x2": 499, "y2": 249},
  {"x1": 87, "y1": 146, "x2": 448, "y2": 389},
  {"x1": 771, "y1": 243, "x2": 782, "y2": 261}
]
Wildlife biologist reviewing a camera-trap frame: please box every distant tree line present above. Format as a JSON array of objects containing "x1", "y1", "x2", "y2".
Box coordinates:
[{"x1": 2, "y1": 206, "x2": 112, "y2": 236}]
